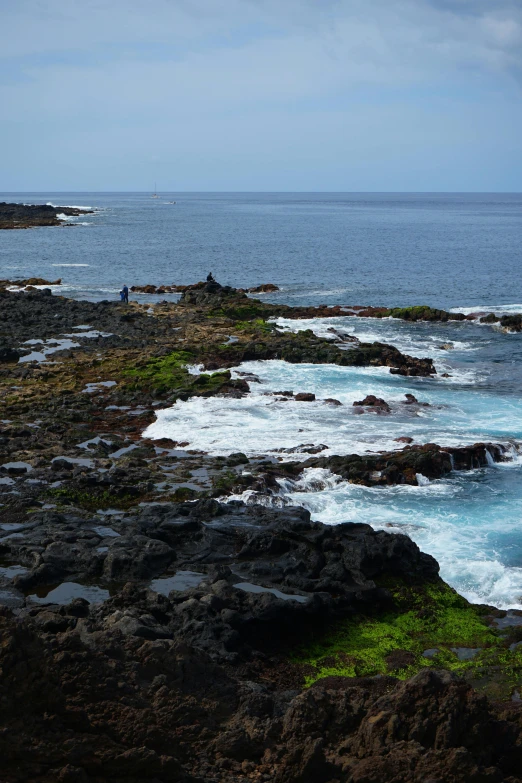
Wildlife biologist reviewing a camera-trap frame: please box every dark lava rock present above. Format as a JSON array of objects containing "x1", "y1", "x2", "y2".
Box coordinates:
[
  {"x1": 0, "y1": 277, "x2": 61, "y2": 287},
  {"x1": 0, "y1": 202, "x2": 93, "y2": 230},
  {"x1": 2, "y1": 606, "x2": 520, "y2": 783},
  {"x1": 179, "y1": 280, "x2": 247, "y2": 307},
  {"x1": 247, "y1": 283, "x2": 279, "y2": 293},
  {"x1": 353, "y1": 394, "x2": 391, "y2": 412},
  {"x1": 305, "y1": 442, "x2": 509, "y2": 487},
  {"x1": 0, "y1": 345, "x2": 20, "y2": 363},
  {"x1": 294, "y1": 392, "x2": 316, "y2": 401},
  {"x1": 226, "y1": 452, "x2": 249, "y2": 466},
  {"x1": 5, "y1": 499, "x2": 438, "y2": 615},
  {"x1": 270, "y1": 669, "x2": 522, "y2": 783},
  {"x1": 499, "y1": 314, "x2": 522, "y2": 332}
]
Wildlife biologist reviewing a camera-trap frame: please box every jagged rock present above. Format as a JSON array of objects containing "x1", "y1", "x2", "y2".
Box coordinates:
[
  {"x1": 353, "y1": 394, "x2": 391, "y2": 412},
  {"x1": 307, "y1": 442, "x2": 508, "y2": 486},
  {"x1": 178, "y1": 280, "x2": 248, "y2": 307}
]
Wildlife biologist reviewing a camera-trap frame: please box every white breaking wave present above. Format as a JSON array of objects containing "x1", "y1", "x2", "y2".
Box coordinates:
[
  {"x1": 277, "y1": 467, "x2": 343, "y2": 493},
  {"x1": 141, "y1": 352, "x2": 522, "y2": 609},
  {"x1": 279, "y1": 475, "x2": 522, "y2": 609},
  {"x1": 52, "y1": 264, "x2": 90, "y2": 267},
  {"x1": 143, "y1": 359, "x2": 522, "y2": 459},
  {"x1": 451, "y1": 304, "x2": 522, "y2": 316},
  {"x1": 186, "y1": 364, "x2": 204, "y2": 375},
  {"x1": 46, "y1": 202, "x2": 93, "y2": 210},
  {"x1": 274, "y1": 316, "x2": 477, "y2": 359}
]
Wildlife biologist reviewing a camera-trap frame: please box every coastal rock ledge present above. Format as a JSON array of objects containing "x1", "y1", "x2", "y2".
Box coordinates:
[{"x1": 1, "y1": 501, "x2": 522, "y2": 783}]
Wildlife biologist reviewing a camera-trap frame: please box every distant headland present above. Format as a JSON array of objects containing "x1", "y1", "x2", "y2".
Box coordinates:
[{"x1": 0, "y1": 201, "x2": 94, "y2": 229}]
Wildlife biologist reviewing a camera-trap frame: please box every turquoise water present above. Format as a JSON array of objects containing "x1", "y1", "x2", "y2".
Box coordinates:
[{"x1": 145, "y1": 316, "x2": 522, "y2": 608}]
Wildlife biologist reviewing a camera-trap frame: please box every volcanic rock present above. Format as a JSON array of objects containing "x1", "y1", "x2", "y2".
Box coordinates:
[
  {"x1": 353, "y1": 394, "x2": 391, "y2": 412},
  {"x1": 247, "y1": 283, "x2": 279, "y2": 293},
  {"x1": 0, "y1": 202, "x2": 93, "y2": 230}
]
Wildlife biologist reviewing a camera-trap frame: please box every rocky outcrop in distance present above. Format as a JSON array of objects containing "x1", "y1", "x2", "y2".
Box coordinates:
[
  {"x1": 131, "y1": 281, "x2": 280, "y2": 295},
  {"x1": 0, "y1": 276, "x2": 62, "y2": 290},
  {"x1": 0, "y1": 202, "x2": 93, "y2": 229}
]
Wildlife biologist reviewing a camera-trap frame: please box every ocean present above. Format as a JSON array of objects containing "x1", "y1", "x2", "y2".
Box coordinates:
[
  {"x1": 3, "y1": 191, "x2": 522, "y2": 608},
  {"x1": 2, "y1": 191, "x2": 522, "y2": 308}
]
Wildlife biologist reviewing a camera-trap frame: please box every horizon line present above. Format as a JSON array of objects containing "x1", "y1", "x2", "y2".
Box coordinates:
[{"x1": 2, "y1": 190, "x2": 522, "y2": 195}]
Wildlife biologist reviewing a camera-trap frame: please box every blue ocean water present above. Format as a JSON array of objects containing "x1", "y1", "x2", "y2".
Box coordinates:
[
  {"x1": 1, "y1": 191, "x2": 522, "y2": 309},
  {"x1": 3, "y1": 192, "x2": 522, "y2": 607}
]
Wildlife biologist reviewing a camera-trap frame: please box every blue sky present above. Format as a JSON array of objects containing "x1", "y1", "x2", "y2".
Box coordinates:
[{"x1": 1, "y1": 0, "x2": 522, "y2": 191}]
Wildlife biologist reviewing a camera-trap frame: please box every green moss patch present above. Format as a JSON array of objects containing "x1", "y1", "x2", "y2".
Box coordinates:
[
  {"x1": 234, "y1": 319, "x2": 275, "y2": 334},
  {"x1": 46, "y1": 487, "x2": 138, "y2": 511},
  {"x1": 122, "y1": 350, "x2": 194, "y2": 393},
  {"x1": 211, "y1": 469, "x2": 239, "y2": 494},
  {"x1": 123, "y1": 350, "x2": 231, "y2": 397},
  {"x1": 294, "y1": 580, "x2": 522, "y2": 698},
  {"x1": 370, "y1": 306, "x2": 466, "y2": 322}
]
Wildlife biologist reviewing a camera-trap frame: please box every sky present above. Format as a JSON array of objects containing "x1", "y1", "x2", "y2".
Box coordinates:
[{"x1": 1, "y1": 0, "x2": 522, "y2": 191}]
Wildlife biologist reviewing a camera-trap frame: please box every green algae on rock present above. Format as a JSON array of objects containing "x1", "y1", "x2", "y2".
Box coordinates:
[{"x1": 294, "y1": 579, "x2": 522, "y2": 700}]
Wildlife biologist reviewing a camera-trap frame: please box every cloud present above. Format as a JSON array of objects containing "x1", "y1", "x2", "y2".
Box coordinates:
[
  {"x1": 2, "y1": 0, "x2": 522, "y2": 75},
  {"x1": 1, "y1": 0, "x2": 521, "y2": 189}
]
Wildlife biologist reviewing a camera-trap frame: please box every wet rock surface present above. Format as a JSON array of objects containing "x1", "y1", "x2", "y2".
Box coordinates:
[
  {"x1": 224, "y1": 442, "x2": 511, "y2": 495},
  {"x1": 1, "y1": 283, "x2": 522, "y2": 782},
  {"x1": 309, "y1": 442, "x2": 509, "y2": 486}
]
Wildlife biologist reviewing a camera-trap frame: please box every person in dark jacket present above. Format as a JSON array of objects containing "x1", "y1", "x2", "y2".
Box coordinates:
[
  {"x1": 206, "y1": 272, "x2": 215, "y2": 283},
  {"x1": 122, "y1": 284, "x2": 129, "y2": 303}
]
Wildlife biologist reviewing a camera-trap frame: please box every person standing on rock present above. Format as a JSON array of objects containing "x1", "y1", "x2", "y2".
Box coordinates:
[{"x1": 122, "y1": 284, "x2": 129, "y2": 303}]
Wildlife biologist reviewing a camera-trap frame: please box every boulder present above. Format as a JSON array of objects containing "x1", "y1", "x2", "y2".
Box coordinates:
[
  {"x1": 247, "y1": 283, "x2": 280, "y2": 293},
  {"x1": 353, "y1": 394, "x2": 391, "y2": 412},
  {"x1": 0, "y1": 346, "x2": 20, "y2": 363}
]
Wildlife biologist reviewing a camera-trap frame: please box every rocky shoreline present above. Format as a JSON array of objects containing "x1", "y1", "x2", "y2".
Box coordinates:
[
  {"x1": 1, "y1": 280, "x2": 522, "y2": 782},
  {"x1": 0, "y1": 202, "x2": 94, "y2": 230},
  {"x1": 125, "y1": 280, "x2": 522, "y2": 332}
]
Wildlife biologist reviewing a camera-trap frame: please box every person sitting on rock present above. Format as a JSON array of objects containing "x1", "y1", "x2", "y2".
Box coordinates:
[
  {"x1": 206, "y1": 272, "x2": 215, "y2": 283},
  {"x1": 122, "y1": 284, "x2": 129, "y2": 303}
]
